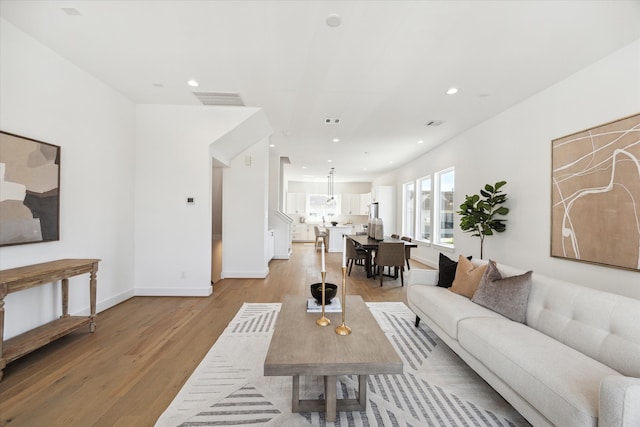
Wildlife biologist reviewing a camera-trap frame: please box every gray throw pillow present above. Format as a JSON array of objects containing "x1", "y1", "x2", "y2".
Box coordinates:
[{"x1": 471, "y1": 261, "x2": 533, "y2": 323}]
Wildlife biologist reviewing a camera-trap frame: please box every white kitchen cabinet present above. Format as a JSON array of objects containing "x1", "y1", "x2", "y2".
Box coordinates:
[
  {"x1": 359, "y1": 192, "x2": 371, "y2": 215},
  {"x1": 372, "y1": 186, "x2": 396, "y2": 232},
  {"x1": 291, "y1": 223, "x2": 316, "y2": 242},
  {"x1": 286, "y1": 193, "x2": 306, "y2": 215},
  {"x1": 341, "y1": 194, "x2": 361, "y2": 215}
]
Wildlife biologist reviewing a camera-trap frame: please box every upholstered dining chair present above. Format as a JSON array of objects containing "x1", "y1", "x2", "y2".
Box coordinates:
[
  {"x1": 314, "y1": 226, "x2": 327, "y2": 251},
  {"x1": 346, "y1": 238, "x2": 369, "y2": 276},
  {"x1": 373, "y1": 242, "x2": 405, "y2": 286},
  {"x1": 400, "y1": 236, "x2": 412, "y2": 270}
]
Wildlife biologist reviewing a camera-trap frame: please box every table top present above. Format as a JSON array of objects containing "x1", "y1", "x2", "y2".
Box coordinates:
[
  {"x1": 348, "y1": 234, "x2": 417, "y2": 249},
  {"x1": 264, "y1": 295, "x2": 403, "y2": 377},
  {"x1": 0, "y1": 259, "x2": 101, "y2": 292}
]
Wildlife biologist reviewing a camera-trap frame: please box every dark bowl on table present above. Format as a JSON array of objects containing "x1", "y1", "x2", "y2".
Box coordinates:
[
  {"x1": 331, "y1": 221, "x2": 338, "y2": 226},
  {"x1": 310, "y1": 283, "x2": 338, "y2": 304}
]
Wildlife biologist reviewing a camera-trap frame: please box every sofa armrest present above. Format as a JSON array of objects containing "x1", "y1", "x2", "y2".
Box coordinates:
[
  {"x1": 407, "y1": 269, "x2": 439, "y2": 287},
  {"x1": 599, "y1": 375, "x2": 640, "y2": 427}
]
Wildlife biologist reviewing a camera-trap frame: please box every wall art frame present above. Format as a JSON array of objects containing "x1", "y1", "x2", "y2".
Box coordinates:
[
  {"x1": 550, "y1": 113, "x2": 640, "y2": 271},
  {"x1": 0, "y1": 131, "x2": 61, "y2": 247}
]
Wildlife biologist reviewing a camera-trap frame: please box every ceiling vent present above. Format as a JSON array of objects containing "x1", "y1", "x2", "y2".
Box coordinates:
[
  {"x1": 193, "y1": 92, "x2": 245, "y2": 106},
  {"x1": 425, "y1": 120, "x2": 444, "y2": 127},
  {"x1": 324, "y1": 118, "x2": 341, "y2": 124}
]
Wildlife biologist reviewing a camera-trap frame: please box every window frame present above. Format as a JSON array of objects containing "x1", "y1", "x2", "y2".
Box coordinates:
[
  {"x1": 433, "y1": 167, "x2": 455, "y2": 249},
  {"x1": 402, "y1": 181, "x2": 416, "y2": 238},
  {"x1": 416, "y1": 175, "x2": 432, "y2": 244}
]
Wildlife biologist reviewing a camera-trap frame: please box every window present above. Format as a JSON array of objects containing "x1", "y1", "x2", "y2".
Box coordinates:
[
  {"x1": 307, "y1": 194, "x2": 340, "y2": 221},
  {"x1": 435, "y1": 168, "x2": 455, "y2": 246},
  {"x1": 401, "y1": 167, "x2": 455, "y2": 248},
  {"x1": 417, "y1": 177, "x2": 432, "y2": 242},
  {"x1": 402, "y1": 182, "x2": 415, "y2": 238}
]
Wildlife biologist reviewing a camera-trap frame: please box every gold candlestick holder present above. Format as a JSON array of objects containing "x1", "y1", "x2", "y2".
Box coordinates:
[
  {"x1": 316, "y1": 271, "x2": 331, "y2": 327},
  {"x1": 335, "y1": 266, "x2": 351, "y2": 335}
]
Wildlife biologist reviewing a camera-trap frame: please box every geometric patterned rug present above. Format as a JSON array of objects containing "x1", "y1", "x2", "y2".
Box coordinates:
[{"x1": 155, "y1": 302, "x2": 530, "y2": 427}]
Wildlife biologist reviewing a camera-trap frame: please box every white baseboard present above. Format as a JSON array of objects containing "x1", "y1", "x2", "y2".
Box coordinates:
[
  {"x1": 273, "y1": 250, "x2": 291, "y2": 259},
  {"x1": 134, "y1": 286, "x2": 213, "y2": 297},
  {"x1": 72, "y1": 288, "x2": 135, "y2": 316},
  {"x1": 221, "y1": 268, "x2": 269, "y2": 279},
  {"x1": 411, "y1": 255, "x2": 438, "y2": 269}
]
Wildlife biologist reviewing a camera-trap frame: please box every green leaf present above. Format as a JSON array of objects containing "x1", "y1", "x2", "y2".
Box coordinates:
[
  {"x1": 495, "y1": 207, "x2": 509, "y2": 215},
  {"x1": 484, "y1": 184, "x2": 494, "y2": 193}
]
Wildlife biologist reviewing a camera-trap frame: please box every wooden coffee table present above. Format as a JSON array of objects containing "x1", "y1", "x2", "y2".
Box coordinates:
[{"x1": 264, "y1": 295, "x2": 403, "y2": 422}]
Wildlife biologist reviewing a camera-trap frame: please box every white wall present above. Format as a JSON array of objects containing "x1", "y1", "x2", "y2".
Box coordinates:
[
  {"x1": 222, "y1": 139, "x2": 270, "y2": 278},
  {"x1": 0, "y1": 20, "x2": 136, "y2": 338},
  {"x1": 288, "y1": 181, "x2": 372, "y2": 194},
  {"x1": 134, "y1": 105, "x2": 266, "y2": 295},
  {"x1": 381, "y1": 39, "x2": 640, "y2": 300}
]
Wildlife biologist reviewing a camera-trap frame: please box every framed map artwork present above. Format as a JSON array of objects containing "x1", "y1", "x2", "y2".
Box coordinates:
[
  {"x1": 0, "y1": 131, "x2": 61, "y2": 246},
  {"x1": 551, "y1": 113, "x2": 640, "y2": 271}
]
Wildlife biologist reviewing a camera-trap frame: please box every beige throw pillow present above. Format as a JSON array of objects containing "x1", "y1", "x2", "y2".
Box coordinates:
[{"x1": 450, "y1": 255, "x2": 488, "y2": 298}]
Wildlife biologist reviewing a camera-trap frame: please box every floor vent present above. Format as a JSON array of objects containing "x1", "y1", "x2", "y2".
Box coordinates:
[{"x1": 194, "y1": 92, "x2": 245, "y2": 106}]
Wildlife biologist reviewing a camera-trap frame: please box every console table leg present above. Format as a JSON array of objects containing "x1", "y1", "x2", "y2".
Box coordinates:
[
  {"x1": 61, "y1": 278, "x2": 69, "y2": 318},
  {"x1": 0, "y1": 294, "x2": 5, "y2": 382},
  {"x1": 89, "y1": 268, "x2": 97, "y2": 333}
]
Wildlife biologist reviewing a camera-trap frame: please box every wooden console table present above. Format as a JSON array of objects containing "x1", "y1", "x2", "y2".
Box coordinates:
[{"x1": 0, "y1": 258, "x2": 100, "y2": 381}]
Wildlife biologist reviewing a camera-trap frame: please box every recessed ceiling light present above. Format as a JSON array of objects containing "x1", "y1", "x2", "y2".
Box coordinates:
[
  {"x1": 332, "y1": 138, "x2": 340, "y2": 143},
  {"x1": 328, "y1": 159, "x2": 333, "y2": 163},
  {"x1": 326, "y1": 14, "x2": 342, "y2": 28},
  {"x1": 446, "y1": 87, "x2": 458, "y2": 95},
  {"x1": 302, "y1": 166, "x2": 307, "y2": 169},
  {"x1": 187, "y1": 79, "x2": 199, "y2": 87},
  {"x1": 269, "y1": 144, "x2": 275, "y2": 147},
  {"x1": 417, "y1": 140, "x2": 424, "y2": 144}
]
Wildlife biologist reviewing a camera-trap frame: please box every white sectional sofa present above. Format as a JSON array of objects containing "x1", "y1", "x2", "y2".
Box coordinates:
[{"x1": 406, "y1": 259, "x2": 640, "y2": 427}]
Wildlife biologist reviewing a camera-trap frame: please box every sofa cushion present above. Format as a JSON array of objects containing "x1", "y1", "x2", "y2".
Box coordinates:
[
  {"x1": 471, "y1": 261, "x2": 532, "y2": 323},
  {"x1": 458, "y1": 317, "x2": 621, "y2": 427},
  {"x1": 436, "y1": 253, "x2": 471, "y2": 288},
  {"x1": 408, "y1": 284, "x2": 504, "y2": 339},
  {"x1": 526, "y1": 275, "x2": 640, "y2": 378},
  {"x1": 450, "y1": 255, "x2": 488, "y2": 298}
]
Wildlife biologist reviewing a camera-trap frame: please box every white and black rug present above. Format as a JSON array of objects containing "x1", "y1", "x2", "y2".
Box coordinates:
[{"x1": 155, "y1": 302, "x2": 530, "y2": 427}]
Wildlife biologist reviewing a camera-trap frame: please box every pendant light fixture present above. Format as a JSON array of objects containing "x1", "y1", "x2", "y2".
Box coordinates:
[{"x1": 327, "y1": 168, "x2": 336, "y2": 205}]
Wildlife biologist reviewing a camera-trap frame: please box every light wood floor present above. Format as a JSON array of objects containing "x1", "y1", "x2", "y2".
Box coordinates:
[{"x1": 0, "y1": 243, "x2": 429, "y2": 427}]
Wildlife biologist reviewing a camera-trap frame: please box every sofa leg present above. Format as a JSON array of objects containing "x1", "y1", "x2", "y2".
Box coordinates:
[{"x1": 415, "y1": 316, "x2": 421, "y2": 327}]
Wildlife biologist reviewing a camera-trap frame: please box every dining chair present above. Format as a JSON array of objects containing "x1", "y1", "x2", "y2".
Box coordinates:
[
  {"x1": 346, "y1": 238, "x2": 369, "y2": 276},
  {"x1": 314, "y1": 226, "x2": 327, "y2": 251},
  {"x1": 400, "y1": 236, "x2": 412, "y2": 270},
  {"x1": 373, "y1": 242, "x2": 405, "y2": 286}
]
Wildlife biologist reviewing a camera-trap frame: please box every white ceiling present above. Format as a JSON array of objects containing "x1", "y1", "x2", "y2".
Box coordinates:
[{"x1": 1, "y1": 1, "x2": 639, "y2": 182}]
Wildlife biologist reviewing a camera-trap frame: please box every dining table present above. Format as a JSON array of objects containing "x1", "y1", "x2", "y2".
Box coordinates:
[{"x1": 347, "y1": 235, "x2": 418, "y2": 278}]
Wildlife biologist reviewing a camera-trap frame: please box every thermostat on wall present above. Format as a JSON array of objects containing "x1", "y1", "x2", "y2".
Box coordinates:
[{"x1": 187, "y1": 197, "x2": 195, "y2": 205}]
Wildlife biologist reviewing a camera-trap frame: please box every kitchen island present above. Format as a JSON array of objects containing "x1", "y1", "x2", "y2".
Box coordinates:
[{"x1": 326, "y1": 225, "x2": 353, "y2": 252}]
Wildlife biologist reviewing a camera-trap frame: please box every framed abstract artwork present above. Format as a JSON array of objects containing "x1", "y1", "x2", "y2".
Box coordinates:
[
  {"x1": 551, "y1": 113, "x2": 640, "y2": 271},
  {"x1": 0, "y1": 131, "x2": 61, "y2": 246}
]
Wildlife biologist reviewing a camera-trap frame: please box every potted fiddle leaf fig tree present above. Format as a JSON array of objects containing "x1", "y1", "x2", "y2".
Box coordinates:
[{"x1": 457, "y1": 180, "x2": 509, "y2": 259}]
